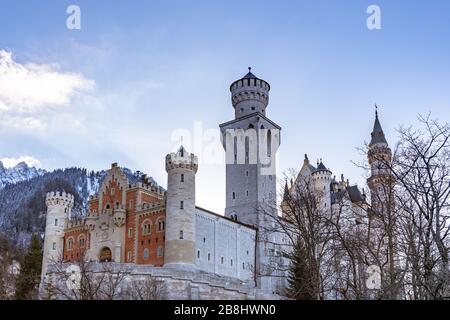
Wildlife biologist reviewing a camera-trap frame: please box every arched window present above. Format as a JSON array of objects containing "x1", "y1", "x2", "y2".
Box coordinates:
[
  {"x1": 157, "y1": 246, "x2": 164, "y2": 257},
  {"x1": 143, "y1": 248, "x2": 150, "y2": 260},
  {"x1": 179, "y1": 230, "x2": 184, "y2": 239},
  {"x1": 106, "y1": 203, "x2": 111, "y2": 210},
  {"x1": 78, "y1": 235, "x2": 86, "y2": 248},
  {"x1": 157, "y1": 219, "x2": 165, "y2": 231},
  {"x1": 221, "y1": 256, "x2": 224, "y2": 264},
  {"x1": 54, "y1": 219, "x2": 58, "y2": 226},
  {"x1": 67, "y1": 238, "x2": 74, "y2": 250},
  {"x1": 115, "y1": 201, "x2": 120, "y2": 209},
  {"x1": 142, "y1": 220, "x2": 151, "y2": 235},
  {"x1": 197, "y1": 250, "x2": 200, "y2": 259}
]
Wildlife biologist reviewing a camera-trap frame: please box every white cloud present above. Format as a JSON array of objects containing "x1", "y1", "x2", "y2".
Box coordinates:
[
  {"x1": 0, "y1": 50, "x2": 94, "y2": 129},
  {"x1": 0, "y1": 155, "x2": 42, "y2": 168}
]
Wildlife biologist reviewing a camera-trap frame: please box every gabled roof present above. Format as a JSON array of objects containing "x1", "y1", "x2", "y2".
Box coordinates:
[{"x1": 346, "y1": 185, "x2": 365, "y2": 203}]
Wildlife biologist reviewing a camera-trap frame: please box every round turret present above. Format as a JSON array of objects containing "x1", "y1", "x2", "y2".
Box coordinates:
[
  {"x1": 41, "y1": 191, "x2": 74, "y2": 286},
  {"x1": 311, "y1": 160, "x2": 332, "y2": 211},
  {"x1": 164, "y1": 146, "x2": 198, "y2": 269},
  {"x1": 230, "y1": 67, "x2": 270, "y2": 118}
]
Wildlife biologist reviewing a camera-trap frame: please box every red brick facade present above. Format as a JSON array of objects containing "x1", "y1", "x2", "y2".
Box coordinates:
[{"x1": 63, "y1": 164, "x2": 166, "y2": 266}]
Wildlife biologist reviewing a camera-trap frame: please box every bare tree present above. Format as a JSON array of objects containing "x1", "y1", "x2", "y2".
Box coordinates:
[{"x1": 124, "y1": 277, "x2": 167, "y2": 300}]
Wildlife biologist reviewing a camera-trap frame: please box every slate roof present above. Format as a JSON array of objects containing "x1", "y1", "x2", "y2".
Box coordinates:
[{"x1": 370, "y1": 111, "x2": 388, "y2": 146}]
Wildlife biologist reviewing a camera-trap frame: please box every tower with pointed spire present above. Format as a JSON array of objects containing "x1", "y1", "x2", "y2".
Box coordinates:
[{"x1": 367, "y1": 106, "x2": 394, "y2": 214}]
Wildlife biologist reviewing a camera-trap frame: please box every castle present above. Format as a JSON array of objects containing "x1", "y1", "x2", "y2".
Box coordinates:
[{"x1": 40, "y1": 69, "x2": 392, "y2": 300}]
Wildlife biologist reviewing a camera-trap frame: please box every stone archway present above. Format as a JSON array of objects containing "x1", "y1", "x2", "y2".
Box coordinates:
[{"x1": 99, "y1": 247, "x2": 112, "y2": 262}]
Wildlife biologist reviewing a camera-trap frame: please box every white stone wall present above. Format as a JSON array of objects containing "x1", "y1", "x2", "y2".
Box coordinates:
[
  {"x1": 43, "y1": 263, "x2": 287, "y2": 300},
  {"x1": 195, "y1": 207, "x2": 256, "y2": 282}
]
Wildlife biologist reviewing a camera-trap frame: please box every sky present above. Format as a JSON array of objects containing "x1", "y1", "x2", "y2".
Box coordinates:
[{"x1": 0, "y1": 0, "x2": 449, "y2": 214}]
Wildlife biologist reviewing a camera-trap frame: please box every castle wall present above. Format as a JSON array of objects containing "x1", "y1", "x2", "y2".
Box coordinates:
[
  {"x1": 195, "y1": 207, "x2": 256, "y2": 282},
  {"x1": 44, "y1": 263, "x2": 286, "y2": 300}
]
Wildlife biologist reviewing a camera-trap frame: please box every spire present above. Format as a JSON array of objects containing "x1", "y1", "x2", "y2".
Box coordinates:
[
  {"x1": 243, "y1": 66, "x2": 257, "y2": 79},
  {"x1": 283, "y1": 180, "x2": 290, "y2": 201},
  {"x1": 370, "y1": 104, "x2": 388, "y2": 146},
  {"x1": 177, "y1": 145, "x2": 187, "y2": 157}
]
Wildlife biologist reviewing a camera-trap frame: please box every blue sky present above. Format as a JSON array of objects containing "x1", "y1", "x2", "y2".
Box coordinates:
[{"x1": 1, "y1": 0, "x2": 449, "y2": 213}]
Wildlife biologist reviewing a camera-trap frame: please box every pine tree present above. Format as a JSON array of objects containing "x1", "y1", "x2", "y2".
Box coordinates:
[
  {"x1": 287, "y1": 239, "x2": 318, "y2": 300},
  {"x1": 15, "y1": 234, "x2": 42, "y2": 300}
]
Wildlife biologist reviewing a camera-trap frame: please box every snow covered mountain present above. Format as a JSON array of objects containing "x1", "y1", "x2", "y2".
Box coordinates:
[{"x1": 0, "y1": 161, "x2": 46, "y2": 190}]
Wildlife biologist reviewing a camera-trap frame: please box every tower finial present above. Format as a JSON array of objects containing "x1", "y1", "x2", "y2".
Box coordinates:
[
  {"x1": 248, "y1": 66, "x2": 251, "y2": 72},
  {"x1": 375, "y1": 104, "x2": 378, "y2": 118}
]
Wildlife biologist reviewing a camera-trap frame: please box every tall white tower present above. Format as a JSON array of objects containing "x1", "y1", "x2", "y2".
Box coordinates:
[
  {"x1": 41, "y1": 191, "x2": 74, "y2": 283},
  {"x1": 164, "y1": 146, "x2": 198, "y2": 270},
  {"x1": 220, "y1": 68, "x2": 282, "y2": 294},
  {"x1": 311, "y1": 160, "x2": 332, "y2": 212}
]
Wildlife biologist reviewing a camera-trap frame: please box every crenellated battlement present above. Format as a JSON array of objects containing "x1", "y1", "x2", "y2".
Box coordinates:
[
  {"x1": 46, "y1": 191, "x2": 74, "y2": 208},
  {"x1": 230, "y1": 68, "x2": 270, "y2": 109},
  {"x1": 66, "y1": 219, "x2": 86, "y2": 230},
  {"x1": 165, "y1": 146, "x2": 198, "y2": 173}
]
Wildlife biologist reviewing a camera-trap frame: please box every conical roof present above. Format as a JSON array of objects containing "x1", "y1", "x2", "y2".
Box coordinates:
[{"x1": 370, "y1": 108, "x2": 388, "y2": 146}]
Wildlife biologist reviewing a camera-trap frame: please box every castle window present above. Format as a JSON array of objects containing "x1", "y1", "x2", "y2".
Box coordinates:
[
  {"x1": 181, "y1": 174, "x2": 184, "y2": 182},
  {"x1": 129, "y1": 200, "x2": 133, "y2": 209},
  {"x1": 116, "y1": 201, "x2": 120, "y2": 209},
  {"x1": 246, "y1": 190, "x2": 249, "y2": 197},
  {"x1": 230, "y1": 259, "x2": 233, "y2": 266},
  {"x1": 67, "y1": 238, "x2": 73, "y2": 250},
  {"x1": 52, "y1": 242, "x2": 56, "y2": 250},
  {"x1": 111, "y1": 188, "x2": 115, "y2": 196},
  {"x1": 246, "y1": 171, "x2": 249, "y2": 177},
  {"x1": 179, "y1": 230, "x2": 184, "y2": 239},
  {"x1": 127, "y1": 251, "x2": 132, "y2": 262},
  {"x1": 142, "y1": 220, "x2": 151, "y2": 235},
  {"x1": 242, "y1": 262, "x2": 245, "y2": 270},
  {"x1": 232, "y1": 192, "x2": 236, "y2": 200},
  {"x1": 221, "y1": 257, "x2": 224, "y2": 264},
  {"x1": 197, "y1": 250, "x2": 200, "y2": 259},
  {"x1": 180, "y1": 201, "x2": 184, "y2": 209},
  {"x1": 208, "y1": 253, "x2": 211, "y2": 261},
  {"x1": 78, "y1": 235, "x2": 85, "y2": 248},
  {"x1": 157, "y1": 219, "x2": 165, "y2": 231},
  {"x1": 106, "y1": 203, "x2": 111, "y2": 210},
  {"x1": 128, "y1": 228, "x2": 132, "y2": 238},
  {"x1": 54, "y1": 219, "x2": 58, "y2": 226},
  {"x1": 246, "y1": 250, "x2": 249, "y2": 255},
  {"x1": 143, "y1": 248, "x2": 150, "y2": 260},
  {"x1": 203, "y1": 237, "x2": 206, "y2": 243},
  {"x1": 157, "y1": 246, "x2": 164, "y2": 257},
  {"x1": 64, "y1": 208, "x2": 67, "y2": 213}
]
